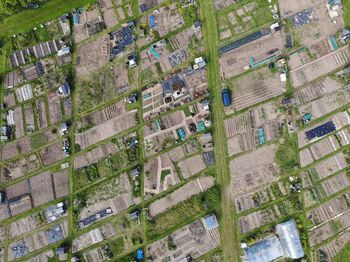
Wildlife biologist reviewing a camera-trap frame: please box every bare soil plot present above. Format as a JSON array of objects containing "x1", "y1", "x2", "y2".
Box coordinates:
[
  {"x1": 125, "y1": 4, "x2": 133, "y2": 17},
  {"x1": 144, "y1": 130, "x2": 177, "y2": 157},
  {"x1": 29, "y1": 128, "x2": 58, "y2": 150},
  {"x1": 4, "y1": 70, "x2": 24, "y2": 89},
  {"x1": 308, "y1": 39, "x2": 332, "y2": 59},
  {"x1": 83, "y1": 246, "x2": 109, "y2": 262},
  {"x1": 149, "y1": 177, "x2": 214, "y2": 217},
  {"x1": 31, "y1": 221, "x2": 68, "y2": 253},
  {"x1": 3, "y1": 92, "x2": 16, "y2": 107},
  {"x1": 144, "y1": 108, "x2": 210, "y2": 156},
  {"x1": 26, "y1": 250, "x2": 55, "y2": 262},
  {"x1": 229, "y1": 144, "x2": 280, "y2": 197},
  {"x1": 314, "y1": 153, "x2": 347, "y2": 180},
  {"x1": 0, "y1": 205, "x2": 10, "y2": 222},
  {"x1": 290, "y1": 47, "x2": 350, "y2": 88},
  {"x1": 5, "y1": 181, "x2": 33, "y2": 216},
  {"x1": 76, "y1": 36, "x2": 110, "y2": 78},
  {"x1": 13, "y1": 106, "x2": 24, "y2": 138},
  {"x1": 220, "y1": 29, "x2": 232, "y2": 40},
  {"x1": 309, "y1": 211, "x2": 350, "y2": 247},
  {"x1": 220, "y1": 33, "x2": 284, "y2": 79},
  {"x1": 303, "y1": 172, "x2": 349, "y2": 208},
  {"x1": 1, "y1": 154, "x2": 41, "y2": 182},
  {"x1": 147, "y1": 218, "x2": 220, "y2": 261},
  {"x1": 168, "y1": 27, "x2": 204, "y2": 53},
  {"x1": 290, "y1": 3, "x2": 344, "y2": 57},
  {"x1": 73, "y1": 228, "x2": 104, "y2": 252},
  {"x1": 335, "y1": 129, "x2": 350, "y2": 147},
  {"x1": 52, "y1": 169, "x2": 69, "y2": 198},
  {"x1": 47, "y1": 92, "x2": 62, "y2": 125},
  {"x1": 39, "y1": 142, "x2": 65, "y2": 166},
  {"x1": 226, "y1": 67, "x2": 285, "y2": 111},
  {"x1": 225, "y1": 101, "x2": 284, "y2": 153},
  {"x1": 144, "y1": 153, "x2": 181, "y2": 198},
  {"x1": 288, "y1": 49, "x2": 313, "y2": 70},
  {"x1": 298, "y1": 86, "x2": 350, "y2": 120},
  {"x1": 238, "y1": 205, "x2": 280, "y2": 234},
  {"x1": 186, "y1": 138, "x2": 202, "y2": 155},
  {"x1": 278, "y1": 0, "x2": 324, "y2": 19},
  {"x1": 77, "y1": 100, "x2": 127, "y2": 130},
  {"x1": 307, "y1": 193, "x2": 350, "y2": 226},
  {"x1": 299, "y1": 136, "x2": 340, "y2": 167},
  {"x1": 294, "y1": 77, "x2": 342, "y2": 104},
  {"x1": 153, "y1": 5, "x2": 184, "y2": 36},
  {"x1": 8, "y1": 195, "x2": 32, "y2": 216},
  {"x1": 102, "y1": 9, "x2": 118, "y2": 28},
  {"x1": 297, "y1": 111, "x2": 350, "y2": 148},
  {"x1": 309, "y1": 135, "x2": 340, "y2": 161},
  {"x1": 74, "y1": 6, "x2": 103, "y2": 43},
  {"x1": 117, "y1": 7, "x2": 125, "y2": 20},
  {"x1": 5, "y1": 180, "x2": 31, "y2": 201},
  {"x1": 1, "y1": 136, "x2": 32, "y2": 161},
  {"x1": 227, "y1": 135, "x2": 245, "y2": 156},
  {"x1": 75, "y1": 111, "x2": 136, "y2": 149},
  {"x1": 74, "y1": 141, "x2": 119, "y2": 169},
  {"x1": 140, "y1": 45, "x2": 187, "y2": 74},
  {"x1": 30, "y1": 171, "x2": 55, "y2": 206},
  {"x1": 8, "y1": 213, "x2": 43, "y2": 239},
  {"x1": 77, "y1": 173, "x2": 139, "y2": 223},
  {"x1": 35, "y1": 97, "x2": 48, "y2": 129},
  {"x1": 214, "y1": 0, "x2": 236, "y2": 10},
  {"x1": 0, "y1": 226, "x2": 5, "y2": 242},
  {"x1": 76, "y1": 222, "x2": 122, "y2": 254},
  {"x1": 23, "y1": 103, "x2": 35, "y2": 132},
  {"x1": 299, "y1": 149, "x2": 315, "y2": 168},
  {"x1": 317, "y1": 230, "x2": 350, "y2": 261},
  {"x1": 178, "y1": 154, "x2": 206, "y2": 179},
  {"x1": 235, "y1": 183, "x2": 287, "y2": 213},
  {"x1": 321, "y1": 172, "x2": 350, "y2": 197},
  {"x1": 171, "y1": 139, "x2": 204, "y2": 162},
  {"x1": 63, "y1": 97, "x2": 72, "y2": 118}
]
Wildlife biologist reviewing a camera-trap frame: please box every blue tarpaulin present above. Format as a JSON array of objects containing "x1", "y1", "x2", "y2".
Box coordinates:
[{"x1": 149, "y1": 15, "x2": 156, "y2": 29}]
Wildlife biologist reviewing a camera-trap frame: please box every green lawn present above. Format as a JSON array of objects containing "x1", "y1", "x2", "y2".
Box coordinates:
[
  {"x1": 334, "y1": 242, "x2": 350, "y2": 262},
  {"x1": 344, "y1": 1, "x2": 350, "y2": 27},
  {"x1": 0, "y1": 0, "x2": 94, "y2": 38}
]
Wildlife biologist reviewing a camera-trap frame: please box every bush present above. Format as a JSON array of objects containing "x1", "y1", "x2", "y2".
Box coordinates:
[
  {"x1": 30, "y1": 132, "x2": 48, "y2": 149},
  {"x1": 202, "y1": 185, "x2": 221, "y2": 210},
  {"x1": 74, "y1": 144, "x2": 81, "y2": 152},
  {"x1": 146, "y1": 186, "x2": 221, "y2": 239},
  {"x1": 180, "y1": 5, "x2": 198, "y2": 24}
]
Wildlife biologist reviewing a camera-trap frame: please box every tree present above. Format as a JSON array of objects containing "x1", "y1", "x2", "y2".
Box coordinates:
[{"x1": 0, "y1": 0, "x2": 33, "y2": 20}]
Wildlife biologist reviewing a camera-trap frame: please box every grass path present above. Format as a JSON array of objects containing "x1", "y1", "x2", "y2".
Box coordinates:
[
  {"x1": 0, "y1": 40, "x2": 9, "y2": 126},
  {"x1": 344, "y1": 0, "x2": 350, "y2": 27},
  {"x1": 199, "y1": 0, "x2": 239, "y2": 260},
  {"x1": 0, "y1": 0, "x2": 95, "y2": 38}
]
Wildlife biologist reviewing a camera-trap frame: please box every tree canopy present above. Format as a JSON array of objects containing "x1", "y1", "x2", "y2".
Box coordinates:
[{"x1": 0, "y1": 0, "x2": 35, "y2": 20}]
